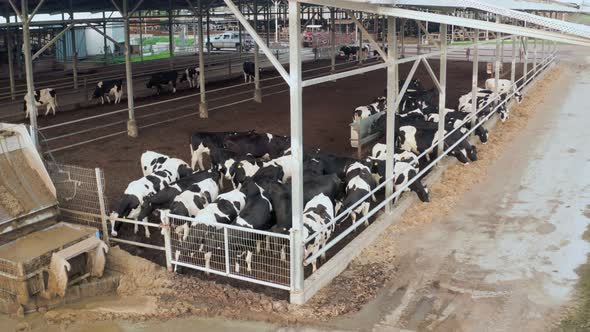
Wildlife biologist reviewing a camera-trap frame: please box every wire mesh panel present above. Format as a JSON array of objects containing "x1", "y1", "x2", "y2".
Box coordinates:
[
  {"x1": 168, "y1": 215, "x2": 291, "y2": 289},
  {"x1": 46, "y1": 162, "x2": 108, "y2": 240}
]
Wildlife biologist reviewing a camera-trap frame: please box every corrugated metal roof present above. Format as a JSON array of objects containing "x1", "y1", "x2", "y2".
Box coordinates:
[{"x1": 393, "y1": 0, "x2": 580, "y2": 12}]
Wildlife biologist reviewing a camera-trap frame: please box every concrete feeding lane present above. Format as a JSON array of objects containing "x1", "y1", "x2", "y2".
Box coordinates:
[{"x1": 329, "y1": 50, "x2": 590, "y2": 332}]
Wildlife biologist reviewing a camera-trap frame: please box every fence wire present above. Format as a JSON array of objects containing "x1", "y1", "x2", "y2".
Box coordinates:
[
  {"x1": 46, "y1": 161, "x2": 108, "y2": 240},
  {"x1": 168, "y1": 215, "x2": 291, "y2": 289}
]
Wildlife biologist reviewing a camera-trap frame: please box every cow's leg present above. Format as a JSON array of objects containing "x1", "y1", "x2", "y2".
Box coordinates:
[
  {"x1": 106, "y1": 95, "x2": 111, "y2": 104},
  {"x1": 243, "y1": 72, "x2": 247, "y2": 83},
  {"x1": 101, "y1": 96, "x2": 105, "y2": 105},
  {"x1": 44, "y1": 105, "x2": 50, "y2": 117},
  {"x1": 134, "y1": 222, "x2": 139, "y2": 234},
  {"x1": 143, "y1": 217, "x2": 151, "y2": 238},
  {"x1": 246, "y1": 250, "x2": 253, "y2": 272},
  {"x1": 256, "y1": 240, "x2": 261, "y2": 254},
  {"x1": 174, "y1": 250, "x2": 181, "y2": 272},
  {"x1": 204, "y1": 251, "x2": 212, "y2": 273},
  {"x1": 280, "y1": 246, "x2": 286, "y2": 261},
  {"x1": 172, "y1": 82, "x2": 177, "y2": 94},
  {"x1": 265, "y1": 235, "x2": 270, "y2": 251}
]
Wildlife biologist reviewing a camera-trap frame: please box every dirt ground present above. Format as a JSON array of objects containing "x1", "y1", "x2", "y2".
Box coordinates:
[{"x1": 2, "y1": 59, "x2": 558, "y2": 331}]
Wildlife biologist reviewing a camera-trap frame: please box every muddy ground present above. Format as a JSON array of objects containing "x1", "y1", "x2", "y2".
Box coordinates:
[{"x1": 6, "y1": 59, "x2": 561, "y2": 331}]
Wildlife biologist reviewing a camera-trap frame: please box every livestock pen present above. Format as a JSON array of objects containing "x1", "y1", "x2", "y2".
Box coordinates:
[{"x1": 2, "y1": 0, "x2": 588, "y2": 307}]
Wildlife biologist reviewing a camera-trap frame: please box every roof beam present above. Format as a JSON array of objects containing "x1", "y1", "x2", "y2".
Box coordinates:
[
  {"x1": 110, "y1": 0, "x2": 122, "y2": 15},
  {"x1": 28, "y1": 0, "x2": 46, "y2": 23},
  {"x1": 297, "y1": 0, "x2": 590, "y2": 46},
  {"x1": 7, "y1": 0, "x2": 22, "y2": 21},
  {"x1": 32, "y1": 22, "x2": 74, "y2": 60}
]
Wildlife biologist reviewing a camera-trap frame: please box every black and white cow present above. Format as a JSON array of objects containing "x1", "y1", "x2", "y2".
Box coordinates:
[
  {"x1": 224, "y1": 132, "x2": 290, "y2": 161},
  {"x1": 339, "y1": 45, "x2": 367, "y2": 61},
  {"x1": 311, "y1": 151, "x2": 357, "y2": 179},
  {"x1": 110, "y1": 170, "x2": 178, "y2": 238},
  {"x1": 336, "y1": 162, "x2": 376, "y2": 225},
  {"x1": 365, "y1": 155, "x2": 429, "y2": 203},
  {"x1": 180, "y1": 67, "x2": 199, "y2": 88},
  {"x1": 443, "y1": 111, "x2": 489, "y2": 144},
  {"x1": 458, "y1": 88, "x2": 509, "y2": 122},
  {"x1": 23, "y1": 88, "x2": 58, "y2": 118},
  {"x1": 226, "y1": 155, "x2": 261, "y2": 189},
  {"x1": 146, "y1": 70, "x2": 178, "y2": 95},
  {"x1": 189, "y1": 130, "x2": 255, "y2": 170},
  {"x1": 353, "y1": 96, "x2": 387, "y2": 121},
  {"x1": 233, "y1": 181, "x2": 275, "y2": 272},
  {"x1": 175, "y1": 189, "x2": 247, "y2": 270},
  {"x1": 302, "y1": 193, "x2": 335, "y2": 272},
  {"x1": 242, "y1": 61, "x2": 261, "y2": 83},
  {"x1": 397, "y1": 125, "x2": 476, "y2": 164},
  {"x1": 485, "y1": 78, "x2": 522, "y2": 104},
  {"x1": 136, "y1": 169, "x2": 221, "y2": 221},
  {"x1": 140, "y1": 151, "x2": 192, "y2": 179},
  {"x1": 169, "y1": 178, "x2": 220, "y2": 217},
  {"x1": 92, "y1": 79, "x2": 123, "y2": 105}
]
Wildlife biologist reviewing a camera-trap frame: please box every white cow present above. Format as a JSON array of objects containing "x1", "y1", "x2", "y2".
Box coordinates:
[{"x1": 24, "y1": 88, "x2": 58, "y2": 118}]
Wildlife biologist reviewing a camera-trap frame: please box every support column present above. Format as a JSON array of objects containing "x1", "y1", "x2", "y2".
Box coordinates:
[
  {"x1": 123, "y1": 0, "x2": 138, "y2": 137},
  {"x1": 102, "y1": 11, "x2": 108, "y2": 64},
  {"x1": 266, "y1": 0, "x2": 271, "y2": 46},
  {"x1": 511, "y1": 35, "x2": 516, "y2": 84},
  {"x1": 70, "y1": 5, "x2": 78, "y2": 89},
  {"x1": 287, "y1": 0, "x2": 304, "y2": 304},
  {"x1": 533, "y1": 38, "x2": 537, "y2": 73},
  {"x1": 275, "y1": 0, "x2": 279, "y2": 43},
  {"x1": 253, "y1": 0, "x2": 262, "y2": 103},
  {"x1": 6, "y1": 15, "x2": 16, "y2": 100},
  {"x1": 206, "y1": 6, "x2": 211, "y2": 57},
  {"x1": 358, "y1": 12, "x2": 363, "y2": 64},
  {"x1": 16, "y1": 25, "x2": 23, "y2": 79},
  {"x1": 385, "y1": 16, "x2": 397, "y2": 214},
  {"x1": 417, "y1": 20, "x2": 421, "y2": 55},
  {"x1": 22, "y1": 0, "x2": 39, "y2": 148},
  {"x1": 522, "y1": 37, "x2": 529, "y2": 84},
  {"x1": 198, "y1": 0, "x2": 208, "y2": 118},
  {"x1": 139, "y1": 11, "x2": 144, "y2": 62},
  {"x1": 400, "y1": 19, "x2": 405, "y2": 58},
  {"x1": 470, "y1": 29, "x2": 479, "y2": 128},
  {"x1": 168, "y1": 3, "x2": 174, "y2": 68},
  {"x1": 437, "y1": 24, "x2": 447, "y2": 156},
  {"x1": 238, "y1": 0, "x2": 243, "y2": 56},
  {"x1": 330, "y1": 8, "x2": 336, "y2": 74},
  {"x1": 494, "y1": 16, "x2": 501, "y2": 100}
]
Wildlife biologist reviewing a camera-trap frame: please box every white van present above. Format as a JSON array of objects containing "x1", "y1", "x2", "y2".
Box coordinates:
[{"x1": 208, "y1": 32, "x2": 254, "y2": 51}]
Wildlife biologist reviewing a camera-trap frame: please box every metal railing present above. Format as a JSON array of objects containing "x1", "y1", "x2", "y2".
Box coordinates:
[
  {"x1": 167, "y1": 213, "x2": 291, "y2": 290},
  {"x1": 302, "y1": 49, "x2": 557, "y2": 271}
]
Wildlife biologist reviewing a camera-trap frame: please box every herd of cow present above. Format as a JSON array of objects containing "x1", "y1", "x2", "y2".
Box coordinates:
[{"x1": 22, "y1": 61, "x2": 260, "y2": 118}]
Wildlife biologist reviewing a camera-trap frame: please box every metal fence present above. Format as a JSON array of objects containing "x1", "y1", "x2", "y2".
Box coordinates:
[
  {"x1": 167, "y1": 213, "x2": 291, "y2": 290},
  {"x1": 46, "y1": 162, "x2": 109, "y2": 242},
  {"x1": 302, "y1": 49, "x2": 558, "y2": 278}
]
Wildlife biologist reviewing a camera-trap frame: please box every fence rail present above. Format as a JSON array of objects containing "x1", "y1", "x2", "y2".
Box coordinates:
[{"x1": 167, "y1": 213, "x2": 291, "y2": 290}]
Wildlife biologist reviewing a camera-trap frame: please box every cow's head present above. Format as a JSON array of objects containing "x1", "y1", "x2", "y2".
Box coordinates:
[
  {"x1": 448, "y1": 143, "x2": 470, "y2": 164},
  {"x1": 146, "y1": 80, "x2": 154, "y2": 89},
  {"x1": 416, "y1": 186, "x2": 430, "y2": 203},
  {"x1": 467, "y1": 144, "x2": 478, "y2": 162},
  {"x1": 169, "y1": 201, "x2": 189, "y2": 217},
  {"x1": 515, "y1": 91, "x2": 523, "y2": 104},
  {"x1": 475, "y1": 126, "x2": 489, "y2": 144},
  {"x1": 364, "y1": 157, "x2": 385, "y2": 184}
]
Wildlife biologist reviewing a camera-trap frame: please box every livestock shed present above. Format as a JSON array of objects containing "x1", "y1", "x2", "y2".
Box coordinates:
[{"x1": 1, "y1": 0, "x2": 590, "y2": 309}]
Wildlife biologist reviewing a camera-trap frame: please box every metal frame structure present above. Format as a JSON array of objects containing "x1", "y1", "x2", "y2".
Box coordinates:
[{"x1": 2, "y1": 0, "x2": 588, "y2": 305}]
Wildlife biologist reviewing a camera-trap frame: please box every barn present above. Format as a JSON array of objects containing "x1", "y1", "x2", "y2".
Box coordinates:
[{"x1": 1, "y1": 0, "x2": 589, "y2": 321}]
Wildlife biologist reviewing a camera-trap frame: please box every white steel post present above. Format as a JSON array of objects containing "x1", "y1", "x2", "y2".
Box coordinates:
[
  {"x1": 523, "y1": 37, "x2": 529, "y2": 84},
  {"x1": 437, "y1": 23, "x2": 447, "y2": 156},
  {"x1": 511, "y1": 35, "x2": 516, "y2": 84},
  {"x1": 275, "y1": 0, "x2": 279, "y2": 43},
  {"x1": 417, "y1": 20, "x2": 421, "y2": 55},
  {"x1": 470, "y1": 29, "x2": 479, "y2": 128},
  {"x1": 103, "y1": 11, "x2": 108, "y2": 64},
  {"x1": 22, "y1": 0, "x2": 39, "y2": 148},
  {"x1": 358, "y1": 12, "x2": 363, "y2": 64},
  {"x1": 5, "y1": 16, "x2": 16, "y2": 100},
  {"x1": 400, "y1": 19, "x2": 405, "y2": 58},
  {"x1": 123, "y1": 0, "x2": 138, "y2": 137},
  {"x1": 69, "y1": 5, "x2": 78, "y2": 89},
  {"x1": 198, "y1": 0, "x2": 208, "y2": 117},
  {"x1": 385, "y1": 16, "x2": 397, "y2": 214},
  {"x1": 254, "y1": 0, "x2": 262, "y2": 103},
  {"x1": 330, "y1": 7, "x2": 336, "y2": 74},
  {"x1": 288, "y1": 0, "x2": 304, "y2": 304},
  {"x1": 95, "y1": 168, "x2": 110, "y2": 246},
  {"x1": 533, "y1": 38, "x2": 537, "y2": 73},
  {"x1": 494, "y1": 16, "x2": 501, "y2": 100},
  {"x1": 139, "y1": 11, "x2": 144, "y2": 62}
]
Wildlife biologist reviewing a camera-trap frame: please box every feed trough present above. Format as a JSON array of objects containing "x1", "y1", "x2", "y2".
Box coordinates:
[{"x1": 0, "y1": 123, "x2": 108, "y2": 312}]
